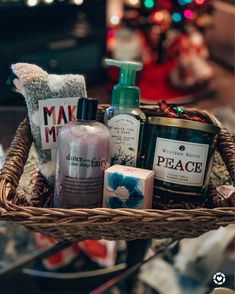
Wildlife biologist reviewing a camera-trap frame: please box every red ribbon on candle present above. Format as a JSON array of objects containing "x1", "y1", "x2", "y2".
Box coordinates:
[{"x1": 159, "y1": 100, "x2": 207, "y2": 123}]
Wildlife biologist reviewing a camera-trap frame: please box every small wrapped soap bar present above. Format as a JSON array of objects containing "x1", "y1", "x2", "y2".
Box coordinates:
[{"x1": 103, "y1": 165, "x2": 154, "y2": 209}]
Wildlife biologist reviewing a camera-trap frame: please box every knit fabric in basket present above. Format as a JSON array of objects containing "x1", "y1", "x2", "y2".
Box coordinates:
[{"x1": 12, "y1": 63, "x2": 87, "y2": 185}]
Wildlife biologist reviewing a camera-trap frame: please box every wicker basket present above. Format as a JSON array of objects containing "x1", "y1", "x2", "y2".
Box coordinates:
[{"x1": 0, "y1": 105, "x2": 234, "y2": 241}]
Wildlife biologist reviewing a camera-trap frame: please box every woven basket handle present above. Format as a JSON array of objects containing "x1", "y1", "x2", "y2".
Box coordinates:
[
  {"x1": 184, "y1": 108, "x2": 235, "y2": 184},
  {"x1": 0, "y1": 117, "x2": 33, "y2": 188}
]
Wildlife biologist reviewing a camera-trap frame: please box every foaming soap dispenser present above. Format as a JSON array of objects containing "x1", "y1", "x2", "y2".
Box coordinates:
[
  {"x1": 104, "y1": 59, "x2": 146, "y2": 167},
  {"x1": 54, "y1": 98, "x2": 111, "y2": 209}
]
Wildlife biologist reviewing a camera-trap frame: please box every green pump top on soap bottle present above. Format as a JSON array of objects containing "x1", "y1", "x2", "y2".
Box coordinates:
[{"x1": 104, "y1": 59, "x2": 146, "y2": 168}]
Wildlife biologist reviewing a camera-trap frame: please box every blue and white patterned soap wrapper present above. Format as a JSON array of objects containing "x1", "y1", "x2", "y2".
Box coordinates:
[{"x1": 103, "y1": 165, "x2": 154, "y2": 209}]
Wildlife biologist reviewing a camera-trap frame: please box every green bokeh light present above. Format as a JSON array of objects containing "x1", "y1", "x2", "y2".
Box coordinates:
[{"x1": 144, "y1": 0, "x2": 154, "y2": 9}]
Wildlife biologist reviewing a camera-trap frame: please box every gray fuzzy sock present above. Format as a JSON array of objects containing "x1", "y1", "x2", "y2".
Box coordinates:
[{"x1": 12, "y1": 63, "x2": 87, "y2": 186}]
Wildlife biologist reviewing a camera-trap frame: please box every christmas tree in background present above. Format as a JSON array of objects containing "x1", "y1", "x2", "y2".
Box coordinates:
[
  {"x1": 123, "y1": 0, "x2": 213, "y2": 61},
  {"x1": 107, "y1": 0, "x2": 214, "y2": 101}
]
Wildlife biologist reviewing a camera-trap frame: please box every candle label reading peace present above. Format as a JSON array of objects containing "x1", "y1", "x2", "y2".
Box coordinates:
[
  {"x1": 153, "y1": 138, "x2": 209, "y2": 186},
  {"x1": 107, "y1": 114, "x2": 140, "y2": 167}
]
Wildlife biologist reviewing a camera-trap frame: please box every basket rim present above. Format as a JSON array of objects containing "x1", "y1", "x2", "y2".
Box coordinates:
[{"x1": 1, "y1": 199, "x2": 234, "y2": 215}]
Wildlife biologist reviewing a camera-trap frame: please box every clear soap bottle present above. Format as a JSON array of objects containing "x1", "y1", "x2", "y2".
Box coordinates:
[
  {"x1": 104, "y1": 59, "x2": 146, "y2": 167},
  {"x1": 54, "y1": 98, "x2": 110, "y2": 208}
]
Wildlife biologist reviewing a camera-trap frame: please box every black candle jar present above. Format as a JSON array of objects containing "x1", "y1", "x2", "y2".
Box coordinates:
[{"x1": 144, "y1": 117, "x2": 220, "y2": 203}]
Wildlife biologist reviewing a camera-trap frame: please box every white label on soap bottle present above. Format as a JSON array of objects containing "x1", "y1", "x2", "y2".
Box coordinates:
[
  {"x1": 153, "y1": 138, "x2": 208, "y2": 186},
  {"x1": 107, "y1": 114, "x2": 140, "y2": 167}
]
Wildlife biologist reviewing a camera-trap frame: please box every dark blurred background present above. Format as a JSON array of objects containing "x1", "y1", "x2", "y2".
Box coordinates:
[
  {"x1": 0, "y1": 1, "x2": 234, "y2": 293},
  {"x1": 0, "y1": 0, "x2": 106, "y2": 105},
  {"x1": 0, "y1": 0, "x2": 234, "y2": 148},
  {"x1": 0, "y1": 0, "x2": 234, "y2": 107}
]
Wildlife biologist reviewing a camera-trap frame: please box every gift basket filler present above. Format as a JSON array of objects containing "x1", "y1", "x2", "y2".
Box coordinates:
[{"x1": 0, "y1": 60, "x2": 234, "y2": 242}]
